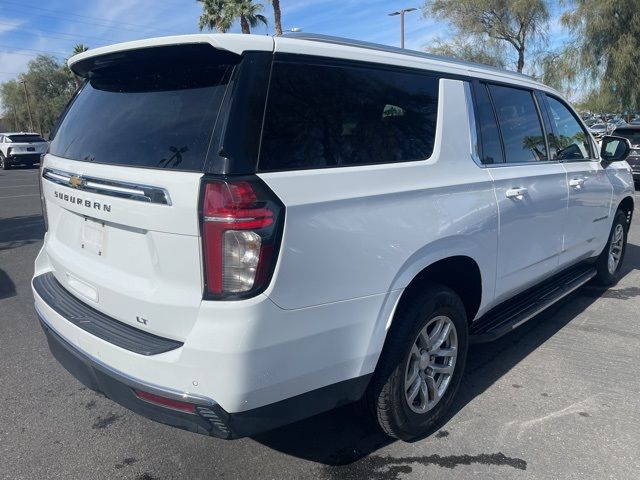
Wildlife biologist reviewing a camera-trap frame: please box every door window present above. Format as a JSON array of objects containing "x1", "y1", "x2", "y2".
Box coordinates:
[
  {"x1": 474, "y1": 83, "x2": 504, "y2": 164},
  {"x1": 259, "y1": 60, "x2": 439, "y2": 171},
  {"x1": 488, "y1": 85, "x2": 548, "y2": 163},
  {"x1": 545, "y1": 95, "x2": 592, "y2": 160}
]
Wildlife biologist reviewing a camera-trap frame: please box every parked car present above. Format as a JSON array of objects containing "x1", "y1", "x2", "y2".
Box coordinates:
[
  {"x1": 0, "y1": 132, "x2": 48, "y2": 169},
  {"x1": 32, "y1": 33, "x2": 635, "y2": 441},
  {"x1": 611, "y1": 125, "x2": 640, "y2": 185},
  {"x1": 589, "y1": 123, "x2": 609, "y2": 138}
]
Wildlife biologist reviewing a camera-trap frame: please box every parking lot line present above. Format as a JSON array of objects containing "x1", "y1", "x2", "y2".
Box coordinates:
[{"x1": 0, "y1": 194, "x2": 41, "y2": 199}]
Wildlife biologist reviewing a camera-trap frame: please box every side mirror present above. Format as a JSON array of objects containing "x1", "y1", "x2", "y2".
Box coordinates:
[{"x1": 600, "y1": 135, "x2": 632, "y2": 165}]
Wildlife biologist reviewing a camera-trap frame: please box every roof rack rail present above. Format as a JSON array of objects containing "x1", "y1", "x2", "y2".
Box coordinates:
[{"x1": 281, "y1": 32, "x2": 532, "y2": 80}]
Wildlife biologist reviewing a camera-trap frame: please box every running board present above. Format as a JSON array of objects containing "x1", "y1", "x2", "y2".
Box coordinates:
[{"x1": 470, "y1": 264, "x2": 597, "y2": 343}]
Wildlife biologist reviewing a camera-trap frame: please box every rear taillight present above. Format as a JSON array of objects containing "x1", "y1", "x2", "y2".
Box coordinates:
[{"x1": 200, "y1": 176, "x2": 284, "y2": 299}]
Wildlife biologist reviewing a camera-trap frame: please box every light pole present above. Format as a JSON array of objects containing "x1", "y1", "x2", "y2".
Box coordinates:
[
  {"x1": 388, "y1": 7, "x2": 417, "y2": 49},
  {"x1": 20, "y1": 80, "x2": 35, "y2": 133}
]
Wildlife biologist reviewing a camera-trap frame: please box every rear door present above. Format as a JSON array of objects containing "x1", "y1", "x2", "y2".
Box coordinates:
[
  {"x1": 39, "y1": 44, "x2": 242, "y2": 341},
  {"x1": 542, "y1": 94, "x2": 613, "y2": 265},
  {"x1": 476, "y1": 82, "x2": 568, "y2": 302}
]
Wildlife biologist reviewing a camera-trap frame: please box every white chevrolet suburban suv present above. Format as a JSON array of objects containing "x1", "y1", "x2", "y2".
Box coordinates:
[
  {"x1": 0, "y1": 132, "x2": 48, "y2": 169},
  {"x1": 33, "y1": 33, "x2": 635, "y2": 441}
]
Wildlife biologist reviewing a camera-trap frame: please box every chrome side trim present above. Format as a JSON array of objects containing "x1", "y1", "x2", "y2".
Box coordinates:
[
  {"x1": 35, "y1": 303, "x2": 216, "y2": 407},
  {"x1": 42, "y1": 168, "x2": 172, "y2": 206}
]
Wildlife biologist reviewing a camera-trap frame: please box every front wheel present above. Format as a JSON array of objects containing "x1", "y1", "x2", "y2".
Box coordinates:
[
  {"x1": 0, "y1": 154, "x2": 9, "y2": 170},
  {"x1": 366, "y1": 284, "x2": 468, "y2": 440},
  {"x1": 593, "y1": 209, "x2": 629, "y2": 286}
]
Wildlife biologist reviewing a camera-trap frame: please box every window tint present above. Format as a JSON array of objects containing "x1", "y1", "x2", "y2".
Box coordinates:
[
  {"x1": 259, "y1": 61, "x2": 439, "y2": 171},
  {"x1": 488, "y1": 85, "x2": 548, "y2": 163},
  {"x1": 8, "y1": 134, "x2": 45, "y2": 142},
  {"x1": 49, "y1": 45, "x2": 237, "y2": 171},
  {"x1": 474, "y1": 83, "x2": 504, "y2": 164},
  {"x1": 545, "y1": 96, "x2": 591, "y2": 160}
]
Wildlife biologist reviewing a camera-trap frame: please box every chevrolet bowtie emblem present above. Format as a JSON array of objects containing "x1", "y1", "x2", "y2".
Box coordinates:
[{"x1": 69, "y1": 176, "x2": 84, "y2": 188}]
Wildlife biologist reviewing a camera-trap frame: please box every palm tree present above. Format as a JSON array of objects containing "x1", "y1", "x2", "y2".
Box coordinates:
[
  {"x1": 197, "y1": 0, "x2": 233, "y2": 32},
  {"x1": 72, "y1": 44, "x2": 89, "y2": 56},
  {"x1": 269, "y1": 0, "x2": 282, "y2": 36},
  {"x1": 68, "y1": 43, "x2": 89, "y2": 89},
  {"x1": 197, "y1": 0, "x2": 267, "y2": 34}
]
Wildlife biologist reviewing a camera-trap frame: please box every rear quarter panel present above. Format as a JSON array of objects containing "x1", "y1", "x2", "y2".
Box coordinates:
[{"x1": 260, "y1": 79, "x2": 499, "y2": 318}]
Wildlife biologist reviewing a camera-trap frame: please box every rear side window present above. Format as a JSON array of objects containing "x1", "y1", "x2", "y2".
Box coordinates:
[
  {"x1": 488, "y1": 85, "x2": 548, "y2": 163},
  {"x1": 259, "y1": 60, "x2": 439, "y2": 171},
  {"x1": 545, "y1": 96, "x2": 592, "y2": 160},
  {"x1": 474, "y1": 83, "x2": 504, "y2": 164},
  {"x1": 8, "y1": 134, "x2": 46, "y2": 142},
  {"x1": 49, "y1": 45, "x2": 238, "y2": 171}
]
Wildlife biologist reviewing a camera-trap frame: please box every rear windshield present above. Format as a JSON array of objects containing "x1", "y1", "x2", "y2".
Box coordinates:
[
  {"x1": 49, "y1": 45, "x2": 238, "y2": 171},
  {"x1": 613, "y1": 129, "x2": 640, "y2": 146},
  {"x1": 8, "y1": 134, "x2": 45, "y2": 142}
]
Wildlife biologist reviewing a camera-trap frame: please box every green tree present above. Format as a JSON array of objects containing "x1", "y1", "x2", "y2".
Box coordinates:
[
  {"x1": 422, "y1": 0, "x2": 550, "y2": 72},
  {"x1": 65, "y1": 43, "x2": 90, "y2": 90},
  {"x1": 1, "y1": 54, "x2": 76, "y2": 136},
  {"x1": 197, "y1": 0, "x2": 267, "y2": 34},
  {"x1": 579, "y1": 88, "x2": 621, "y2": 118},
  {"x1": 426, "y1": 37, "x2": 507, "y2": 68},
  {"x1": 562, "y1": 0, "x2": 640, "y2": 113},
  {"x1": 531, "y1": 47, "x2": 579, "y2": 97}
]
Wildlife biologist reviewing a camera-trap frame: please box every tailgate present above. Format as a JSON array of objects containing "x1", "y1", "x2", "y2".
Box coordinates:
[
  {"x1": 40, "y1": 154, "x2": 203, "y2": 341},
  {"x1": 36, "y1": 42, "x2": 250, "y2": 341}
]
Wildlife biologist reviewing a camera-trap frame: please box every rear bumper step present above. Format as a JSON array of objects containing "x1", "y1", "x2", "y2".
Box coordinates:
[
  {"x1": 37, "y1": 315, "x2": 235, "y2": 438},
  {"x1": 470, "y1": 263, "x2": 597, "y2": 343},
  {"x1": 33, "y1": 272, "x2": 182, "y2": 355},
  {"x1": 37, "y1": 310, "x2": 371, "y2": 439}
]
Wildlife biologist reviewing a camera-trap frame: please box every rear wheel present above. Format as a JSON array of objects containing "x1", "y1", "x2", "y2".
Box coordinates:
[
  {"x1": 593, "y1": 210, "x2": 629, "y2": 286},
  {"x1": 366, "y1": 284, "x2": 468, "y2": 440},
  {"x1": 0, "y1": 153, "x2": 9, "y2": 170}
]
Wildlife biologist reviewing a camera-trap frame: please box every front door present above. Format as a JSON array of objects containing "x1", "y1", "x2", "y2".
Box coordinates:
[{"x1": 542, "y1": 94, "x2": 613, "y2": 266}]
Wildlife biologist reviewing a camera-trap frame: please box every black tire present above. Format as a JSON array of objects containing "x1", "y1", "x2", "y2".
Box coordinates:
[
  {"x1": 0, "y1": 154, "x2": 9, "y2": 170},
  {"x1": 366, "y1": 283, "x2": 468, "y2": 440},
  {"x1": 593, "y1": 209, "x2": 629, "y2": 286}
]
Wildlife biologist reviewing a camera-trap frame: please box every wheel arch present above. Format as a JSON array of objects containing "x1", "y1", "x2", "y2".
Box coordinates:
[
  {"x1": 393, "y1": 255, "x2": 483, "y2": 326},
  {"x1": 618, "y1": 196, "x2": 634, "y2": 224}
]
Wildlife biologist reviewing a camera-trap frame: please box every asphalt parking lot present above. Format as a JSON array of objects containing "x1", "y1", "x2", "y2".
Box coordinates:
[{"x1": 1, "y1": 167, "x2": 639, "y2": 480}]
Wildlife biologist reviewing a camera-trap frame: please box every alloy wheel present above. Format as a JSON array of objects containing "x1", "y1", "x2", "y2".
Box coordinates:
[
  {"x1": 607, "y1": 223, "x2": 624, "y2": 275},
  {"x1": 404, "y1": 315, "x2": 458, "y2": 414}
]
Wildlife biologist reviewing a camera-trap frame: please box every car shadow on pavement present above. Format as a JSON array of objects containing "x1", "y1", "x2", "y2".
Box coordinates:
[
  {"x1": 252, "y1": 242, "x2": 640, "y2": 466},
  {"x1": 0, "y1": 214, "x2": 44, "y2": 252}
]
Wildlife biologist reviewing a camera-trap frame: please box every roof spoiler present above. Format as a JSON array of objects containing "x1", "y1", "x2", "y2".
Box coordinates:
[{"x1": 68, "y1": 34, "x2": 274, "y2": 77}]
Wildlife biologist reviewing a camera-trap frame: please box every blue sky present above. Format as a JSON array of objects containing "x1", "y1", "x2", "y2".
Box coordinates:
[{"x1": 0, "y1": 0, "x2": 570, "y2": 86}]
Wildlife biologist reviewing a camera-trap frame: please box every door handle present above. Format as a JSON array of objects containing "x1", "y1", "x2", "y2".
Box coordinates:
[
  {"x1": 506, "y1": 188, "x2": 528, "y2": 199},
  {"x1": 569, "y1": 178, "x2": 585, "y2": 189}
]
